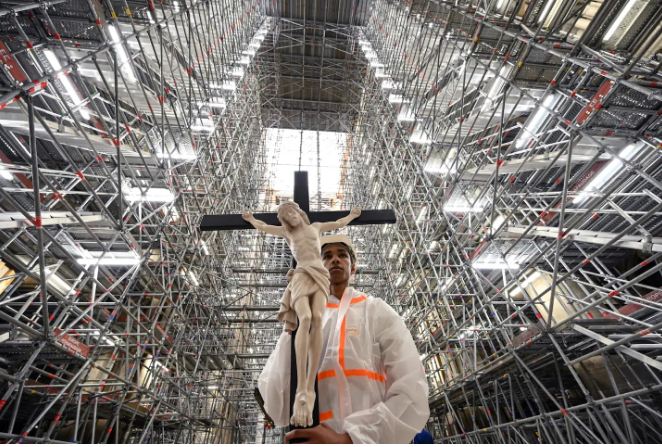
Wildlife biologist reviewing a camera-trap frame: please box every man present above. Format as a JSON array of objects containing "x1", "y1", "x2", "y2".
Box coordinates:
[{"x1": 258, "y1": 234, "x2": 430, "y2": 443}]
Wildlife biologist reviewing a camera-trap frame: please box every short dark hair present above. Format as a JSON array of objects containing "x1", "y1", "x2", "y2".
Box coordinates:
[{"x1": 321, "y1": 242, "x2": 356, "y2": 265}]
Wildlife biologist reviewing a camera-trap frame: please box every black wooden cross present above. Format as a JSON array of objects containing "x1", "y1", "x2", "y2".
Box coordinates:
[{"x1": 200, "y1": 171, "x2": 396, "y2": 435}]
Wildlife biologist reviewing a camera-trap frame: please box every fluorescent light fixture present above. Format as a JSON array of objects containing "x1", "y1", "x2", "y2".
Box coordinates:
[
  {"x1": 43, "y1": 49, "x2": 90, "y2": 120},
  {"x1": 77, "y1": 250, "x2": 141, "y2": 266},
  {"x1": 573, "y1": 142, "x2": 644, "y2": 204},
  {"x1": 381, "y1": 79, "x2": 399, "y2": 90},
  {"x1": 210, "y1": 80, "x2": 237, "y2": 91},
  {"x1": 424, "y1": 150, "x2": 457, "y2": 175},
  {"x1": 370, "y1": 60, "x2": 384, "y2": 68},
  {"x1": 126, "y1": 187, "x2": 175, "y2": 203},
  {"x1": 497, "y1": 0, "x2": 509, "y2": 9},
  {"x1": 489, "y1": 214, "x2": 506, "y2": 235},
  {"x1": 107, "y1": 25, "x2": 137, "y2": 83},
  {"x1": 444, "y1": 195, "x2": 485, "y2": 213},
  {"x1": 482, "y1": 65, "x2": 511, "y2": 112},
  {"x1": 206, "y1": 97, "x2": 227, "y2": 109},
  {"x1": 157, "y1": 145, "x2": 197, "y2": 161},
  {"x1": 395, "y1": 274, "x2": 406, "y2": 287},
  {"x1": 191, "y1": 116, "x2": 215, "y2": 133},
  {"x1": 427, "y1": 240, "x2": 440, "y2": 252},
  {"x1": 603, "y1": 0, "x2": 637, "y2": 41},
  {"x1": 243, "y1": 48, "x2": 256, "y2": 57},
  {"x1": 188, "y1": 270, "x2": 199, "y2": 287},
  {"x1": 410, "y1": 122, "x2": 432, "y2": 144},
  {"x1": 89, "y1": 329, "x2": 118, "y2": 347},
  {"x1": 238, "y1": 55, "x2": 251, "y2": 65},
  {"x1": 230, "y1": 66, "x2": 244, "y2": 78},
  {"x1": 538, "y1": 0, "x2": 556, "y2": 24},
  {"x1": 222, "y1": 80, "x2": 236, "y2": 91},
  {"x1": 173, "y1": 1, "x2": 179, "y2": 12},
  {"x1": 77, "y1": 67, "x2": 102, "y2": 81},
  {"x1": 388, "y1": 242, "x2": 400, "y2": 259},
  {"x1": 515, "y1": 93, "x2": 557, "y2": 149},
  {"x1": 424, "y1": 160, "x2": 455, "y2": 175},
  {"x1": 375, "y1": 67, "x2": 390, "y2": 79},
  {"x1": 472, "y1": 260, "x2": 520, "y2": 270},
  {"x1": 397, "y1": 106, "x2": 416, "y2": 122},
  {"x1": 416, "y1": 206, "x2": 428, "y2": 224},
  {"x1": 444, "y1": 204, "x2": 485, "y2": 213},
  {"x1": 0, "y1": 166, "x2": 12, "y2": 180},
  {"x1": 389, "y1": 93, "x2": 404, "y2": 104},
  {"x1": 168, "y1": 206, "x2": 180, "y2": 222},
  {"x1": 438, "y1": 278, "x2": 454, "y2": 293}
]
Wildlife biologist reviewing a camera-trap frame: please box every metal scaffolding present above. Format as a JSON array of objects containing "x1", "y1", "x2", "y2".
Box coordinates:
[
  {"x1": 348, "y1": 0, "x2": 662, "y2": 443},
  {"x1": 0, "y1": 0, "x2": 271, "y2": 442},
  {"x1": 0, "y1": 0, "x2": 661, "y2": 444}
]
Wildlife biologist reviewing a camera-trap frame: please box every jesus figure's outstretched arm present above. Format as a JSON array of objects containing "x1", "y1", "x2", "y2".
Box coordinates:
[
  {"x1": 315, "y1": 208, "x2": 361, "y2": 233},
  {"x1": 242, "y1": 212, "x2": 286, "y2": 237}
]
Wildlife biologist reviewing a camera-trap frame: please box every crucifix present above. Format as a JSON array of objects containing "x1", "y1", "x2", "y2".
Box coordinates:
[{"x1": 200, "y1": 171, "x2": 396, "y2": 433}]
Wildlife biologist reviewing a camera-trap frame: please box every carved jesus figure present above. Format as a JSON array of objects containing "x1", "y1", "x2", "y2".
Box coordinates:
[{"x1": 243, "y1": 202, "x2": 361, "y2": 427}]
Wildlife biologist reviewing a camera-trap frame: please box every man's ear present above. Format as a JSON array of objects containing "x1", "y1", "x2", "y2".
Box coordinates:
[{"x1": 350, "y1": 263, "x2": 358, "y2": 275}]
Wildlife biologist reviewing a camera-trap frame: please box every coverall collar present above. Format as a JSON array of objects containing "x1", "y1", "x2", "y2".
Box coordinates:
[{"x1": 327, "y1": 286, "x2": 358, "y2": 303}]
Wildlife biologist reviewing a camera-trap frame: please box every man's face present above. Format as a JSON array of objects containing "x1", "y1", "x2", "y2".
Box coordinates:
[{"x1": 322, "y1": 243, "x2": 356, "y2": 285}]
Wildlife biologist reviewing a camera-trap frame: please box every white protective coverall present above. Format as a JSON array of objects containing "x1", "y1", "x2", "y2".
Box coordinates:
[{"x1": 258, "y1": 287, "x2": 430, "y2": 443}]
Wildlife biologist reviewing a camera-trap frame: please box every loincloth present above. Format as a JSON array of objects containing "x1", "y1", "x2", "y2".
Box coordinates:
[{"x1": 277, "y1": 261, "x2": 330, "y2": 331}]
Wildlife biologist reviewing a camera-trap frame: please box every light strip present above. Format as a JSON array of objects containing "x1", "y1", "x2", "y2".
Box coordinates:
[
  {"x1": 573, "y1": 142, "x2": 644, "y2": 204},
  {"x1": 515, "y1": 94, "x2": 557, "y2": 149},
  {"x1": 537, "y1": 0, "x2": 557, "y2": 24},
  {"x1": 416, "y1": 206, "x2": 428, "y2": 224},
  {"x1": 156, "y1": 147, "x2": 197, "y2": 161},
  {"x1": 444, "y1": 205, "x2": 485, "y2": 213},
  {"x1": 126, "y1": 187, "x2": 175, "y2": 203},
  {"x1": 43, "y1": 50, "x2": 90, "y2": 120},
  {"x1": 482, "y1": 65, "x2": 511, "y2": 112},
  {"x1": 107, "y1": 25, "x2": 137, "y2": 83},
  {"x1": 410, "y1": 122, "x2": 432, "y2": 144},
  {"x1": 0, "y1": 166, "x2": 13, "y2": 180},
  {"x1": 77, "y1": 250, "x2": 140, "y2": 266},
  {"x1": 472, "y1": 260, "x2": 520, "y2": 270},
  {"x1": 603, "y1": 0, "x2": 637, "y2": 41}
]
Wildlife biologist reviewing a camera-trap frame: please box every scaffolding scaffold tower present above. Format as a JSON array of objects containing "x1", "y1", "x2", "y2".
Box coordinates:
[{"x1": 0, "y1": 0, "x2": 661, "y2": 443}]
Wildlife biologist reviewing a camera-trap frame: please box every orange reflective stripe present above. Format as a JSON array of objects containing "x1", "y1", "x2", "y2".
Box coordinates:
[
  {"x1": 350, "y1": 295, "x2": 366, "y2": 305},
  {"x1": 344, "y1": 369, "x2": 386, "y2": 382},
  {"x1": 339, "y1": 314, "x2": 347, "y2": 370},
  {"x1": 326, "y1": 295, "x2": 366, "y2": 309},
  {"x1": 317, "y1": 370, "x2": 336, "y2": 381},
  {"x1": 320, "y1": 410, "x2": 333, "y2": 422}
]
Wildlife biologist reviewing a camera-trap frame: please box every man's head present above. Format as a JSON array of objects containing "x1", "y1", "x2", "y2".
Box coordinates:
[
  {"x1": 321, "y1": 234, "x2": 357, "y2": 285},
  {"x1": 277, "y1": 201, "x2": 310, "y2": 228}
]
